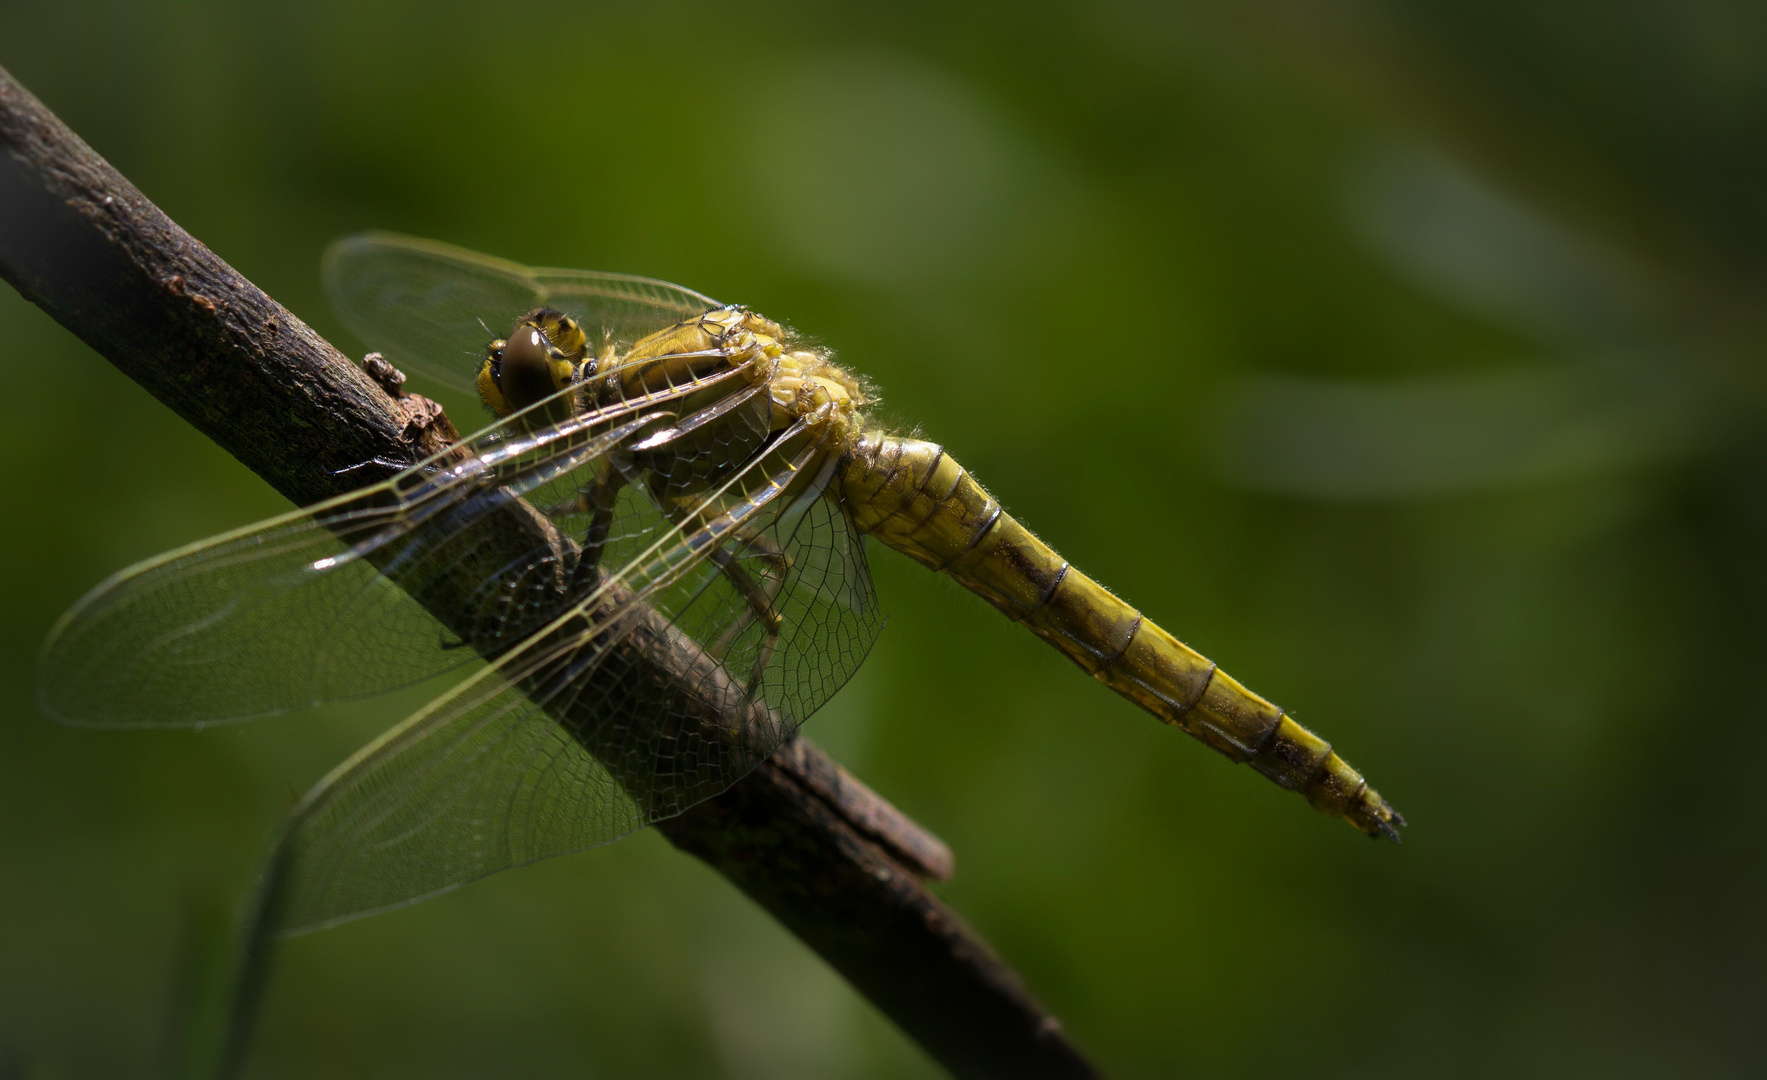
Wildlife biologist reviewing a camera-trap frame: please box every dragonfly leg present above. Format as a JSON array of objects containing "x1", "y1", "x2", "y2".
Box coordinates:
[
  {"x1": 723, "y1": 526, "x2": 791, "y2": 574},
  {"x1": 706, "y1": 544, "x2": 784, "y2": 700},
  {"x1": 648, "y1": 476, "x2": 789, "y2": 698},
  {"x1": 546, "y1": 460, "x2": 630, "y2": 573},
  {"x1": 580, "y1": 463, "x2": 628, "y2": 570}
]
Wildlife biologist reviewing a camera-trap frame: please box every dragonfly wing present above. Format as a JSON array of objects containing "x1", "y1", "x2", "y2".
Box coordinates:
[
  {"x1": 37, "y1": 367, "x2": 738, "y2": 728},
  {"x1": 323, "y1": 233, "x2": 718, "y2": 394},
  {"x1": 270, "y1": 430, "x2": 884, "y2": 932},
  {"x1": 38, "y1": 497, "x2": 469, "y2": 727},
  {"x1": 679, "y1": 465, "x2": 885, "y2": 730},
  {"x1": 527, "y1": 267, "x2": 721, "y2": 351},
  {"x1": 324, "y1": 234, "x2": 543, "y2": 394},
  {"x1": 272, "y1": 650, "x2": 650, "y2": 932}
]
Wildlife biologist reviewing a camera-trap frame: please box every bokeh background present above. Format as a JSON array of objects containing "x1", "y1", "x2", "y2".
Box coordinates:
[{"x1": 4, "y1": 1, "x2": 1766, "y2": 1076}]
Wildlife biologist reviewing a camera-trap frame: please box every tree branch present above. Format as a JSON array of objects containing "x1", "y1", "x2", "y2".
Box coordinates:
[{"x1": 0, "y1": 66, "x2": 1097, "y2": 1079}]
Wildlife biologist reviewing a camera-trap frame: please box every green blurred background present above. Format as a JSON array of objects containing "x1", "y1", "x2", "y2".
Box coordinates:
[{"x1": 4, "y1": 1, "x2": 1765, "y2": 1076}]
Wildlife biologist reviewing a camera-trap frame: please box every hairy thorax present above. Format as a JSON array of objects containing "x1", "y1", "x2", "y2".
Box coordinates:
[{"x1": 593, "y1": 307, "x2": 867, "y2": 500}]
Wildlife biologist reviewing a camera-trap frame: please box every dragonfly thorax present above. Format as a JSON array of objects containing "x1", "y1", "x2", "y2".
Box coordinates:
[
  {"x1": 764, "y1": 341, "x2": 864, "y2": 437},
  {"x1": 603, "y1": 306, "x2": 865, "y2": 444}
]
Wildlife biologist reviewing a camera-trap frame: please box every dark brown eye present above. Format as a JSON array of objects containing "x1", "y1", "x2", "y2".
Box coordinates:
[
  {"x1": 503, "y1": 326, "x2": 548, "y2": 370},
  {"x1": 496, "y1": 324, "x2": 561, "y2": 412}
]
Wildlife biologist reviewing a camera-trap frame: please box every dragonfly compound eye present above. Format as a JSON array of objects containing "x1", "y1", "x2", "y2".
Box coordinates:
[
  {"x1": 495, "y1": 324, "x2": 564, "y2": 414},
  {"x1": 484, "y1": 308, "x2": 583, "y2": 419}
]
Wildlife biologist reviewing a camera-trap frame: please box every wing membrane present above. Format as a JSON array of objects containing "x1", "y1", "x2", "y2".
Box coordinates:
[
  {"x1": 323, "y1": 233, "x2": 719, "y2": 393},
  {"x1": 273, "y1": 660, "x2": 646, "y2": 932},
  {"x1": 37, "y1": 359, "x2": 756, "y2": 728},
  {"x1": 273, "y1": 426, "x2": 883, "y2": 931}
]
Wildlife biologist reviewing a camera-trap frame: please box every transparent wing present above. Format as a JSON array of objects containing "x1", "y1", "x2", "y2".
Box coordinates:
[
  {"x1": 37, "y1": 358, "x2": 759, "y2": 728},
  {"x1": 323, "y1": 233, "x2": 721, "y2": 393},
  {"x1": 270, "y1": 425, "x2": 883, "y2": 931}
]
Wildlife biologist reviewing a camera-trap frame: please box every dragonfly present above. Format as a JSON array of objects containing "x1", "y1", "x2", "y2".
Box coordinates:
[{"x1": 38, "y1": 234, "x2": 1403, "y2": 934}]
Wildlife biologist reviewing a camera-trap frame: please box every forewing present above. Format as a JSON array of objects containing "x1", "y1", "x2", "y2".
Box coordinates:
[
  {"x1": 38, "y1": 498, "x2": 469, "y2": 727},
  {"x1": 528, "y1": 267, "x2": 721, "y2": 348},
  {"x1": 324, "y1": 233, "x2": 718, "y2": 393},
  {"x1": 36, "y1": 371, "x2": 738, "y2": 728},
  {"x1": 269, "y1": 432, "x2": 884, "y2": 931}
]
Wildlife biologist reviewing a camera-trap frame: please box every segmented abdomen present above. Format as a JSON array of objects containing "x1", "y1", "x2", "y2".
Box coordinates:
[{"x1": 839, "y1": 432, "x2": 1403, "y2": 841}]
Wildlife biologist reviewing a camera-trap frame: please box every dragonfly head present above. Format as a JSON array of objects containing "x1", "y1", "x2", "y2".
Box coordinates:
[{"x1": 477, "y1": 307, "x2": 589, "y2": 419}]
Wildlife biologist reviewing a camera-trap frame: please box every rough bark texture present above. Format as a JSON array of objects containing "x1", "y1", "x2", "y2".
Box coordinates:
[{"x1": 0, "y1": 66, "x2": 1098, "y2": 1080}]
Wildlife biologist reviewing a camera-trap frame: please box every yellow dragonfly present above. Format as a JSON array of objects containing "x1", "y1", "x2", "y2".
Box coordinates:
[{"x1": 38, "y1": 234, "x2": 1402, "y2": 933}]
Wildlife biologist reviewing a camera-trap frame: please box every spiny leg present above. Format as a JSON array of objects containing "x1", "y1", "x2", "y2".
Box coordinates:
[
  {"x1": 671, "y1": 508, "x2": 785, "y2": 702},
  {"x1": 545, "y1": 459, "x2": 631, "y2": 583},
  {"x1": 701, "y1": 518, "x2": 790, "y2": 643},
  {"x1": 578, "y1": 461, "x2": 629, "y2": 571},
  {"x1": 710, "y1": 544, "x2": 784, "y2": 704},
  {"x1": 717, "y1": 524, "x2": 791, "y2": 581}
]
